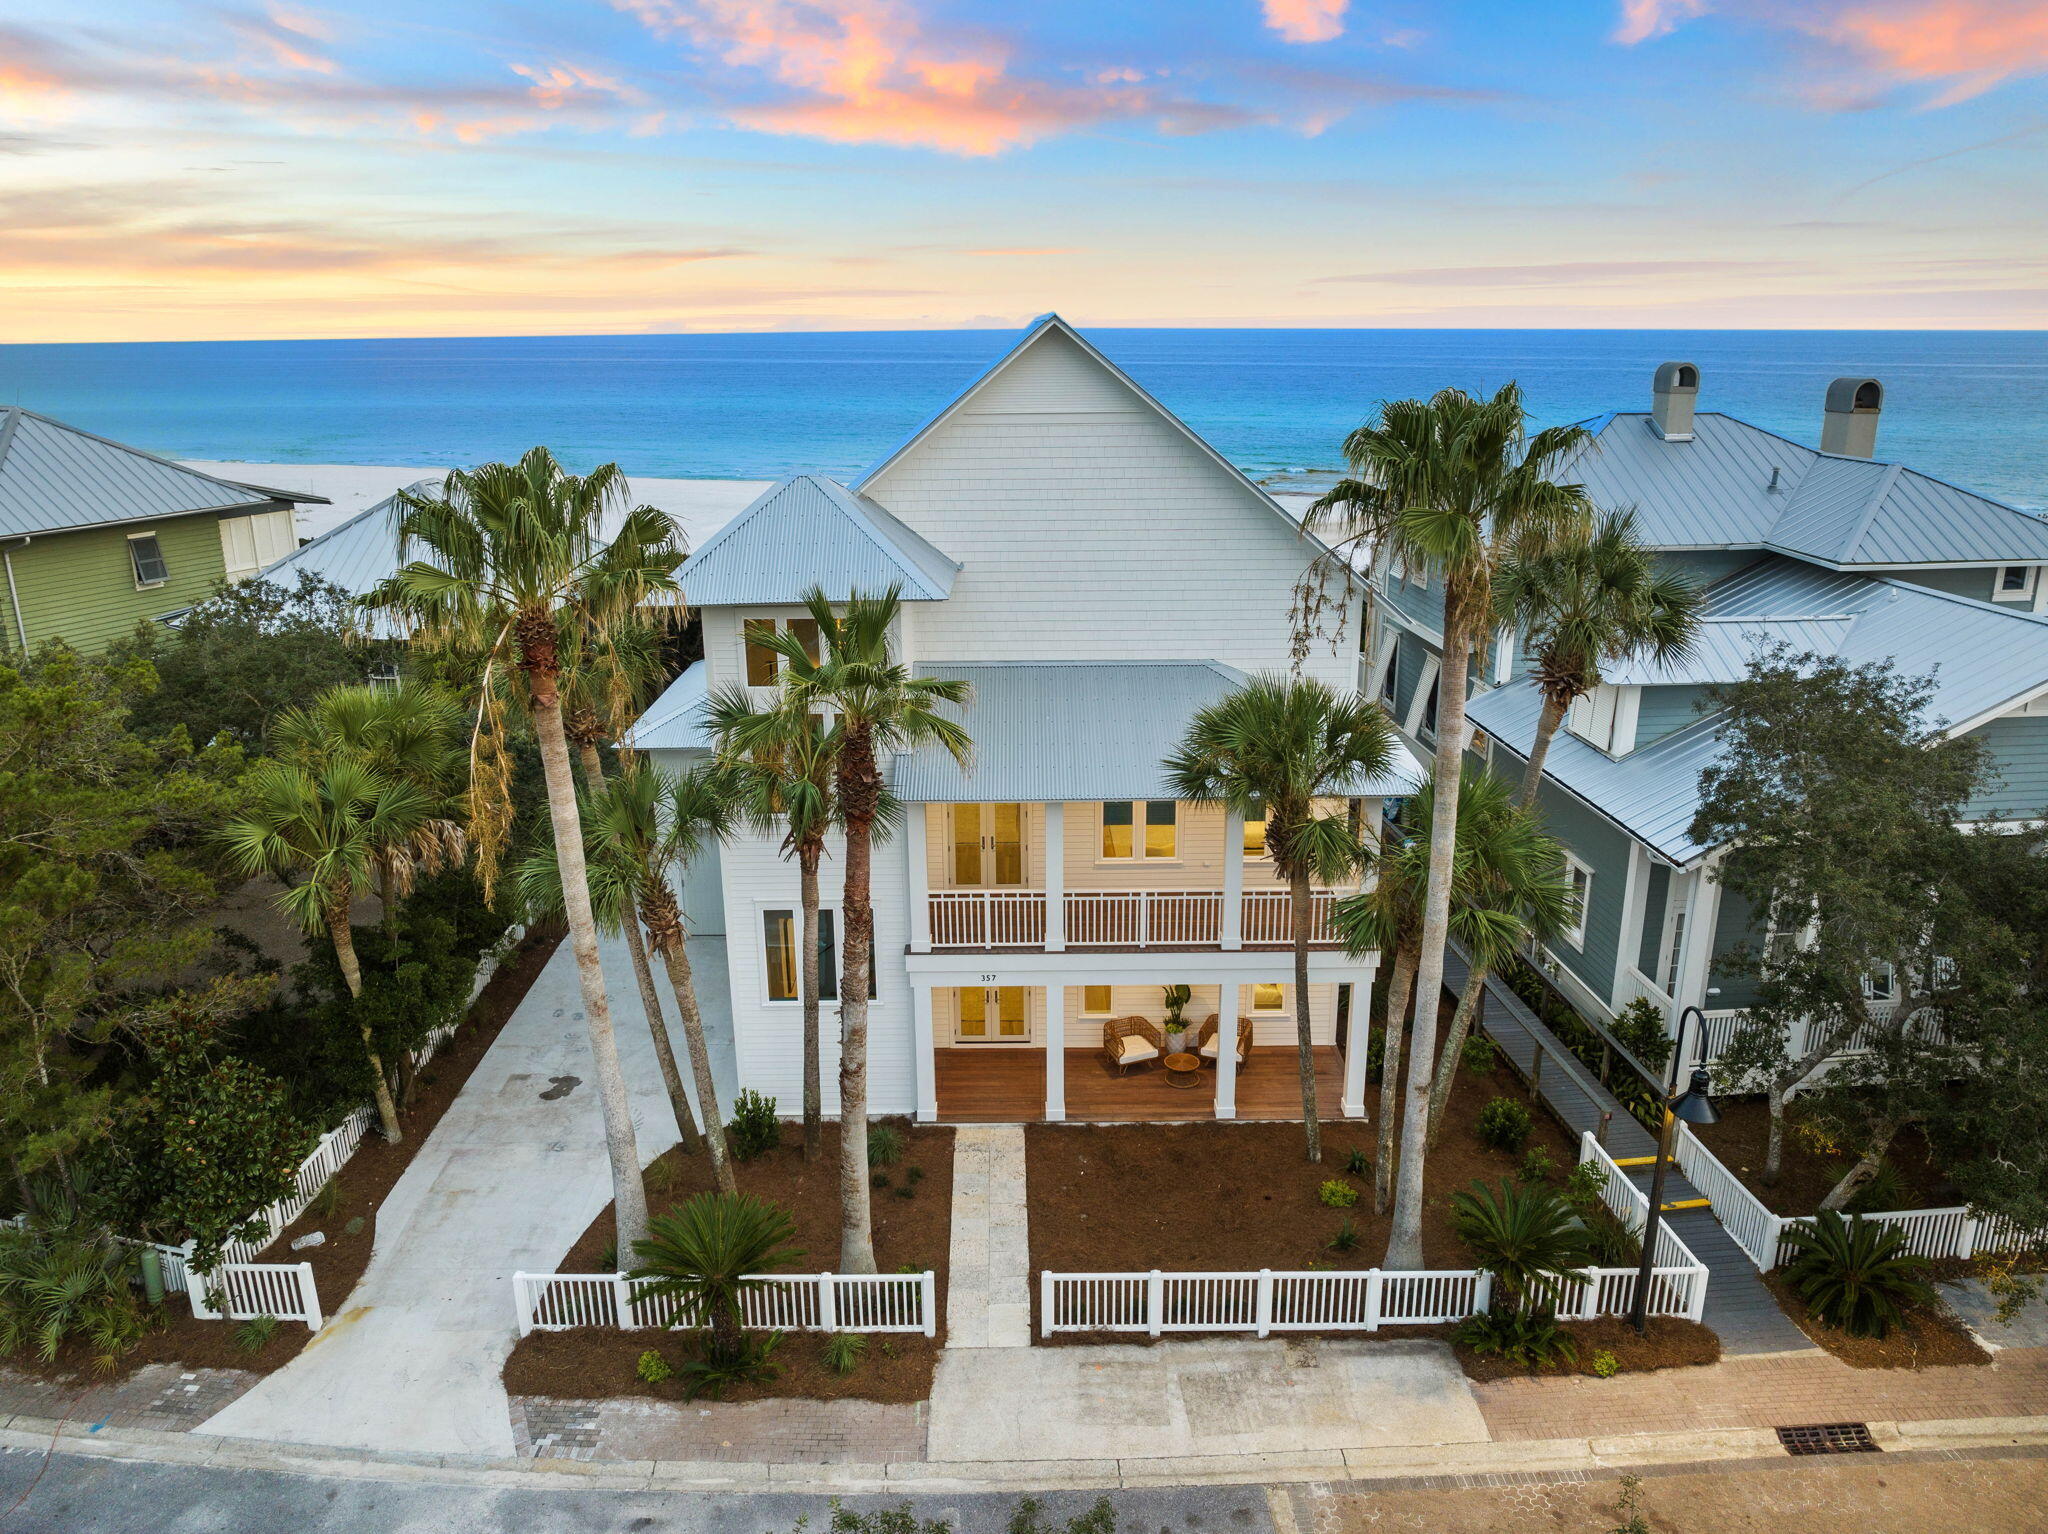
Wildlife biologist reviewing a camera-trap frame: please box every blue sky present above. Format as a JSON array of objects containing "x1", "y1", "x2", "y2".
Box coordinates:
[{"x1": 2, "y1": 0, "x2": 2045, "y2": 339}]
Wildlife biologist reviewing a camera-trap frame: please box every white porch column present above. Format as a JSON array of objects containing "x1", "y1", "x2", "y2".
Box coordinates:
[
  {"x1": 1221, "y1": 810, "x2": 1245, "y2": 950},
  {"x1": 1044, "y1": 985, "x2": 1066, "y2": 1121},
  {"x1": 1616, "y1": 843, "x2": 1650, "y2": 993},
  {"x1": 1043, "y1": 802, "x2": 1065, "y2": 952},
  {"x1": 1670, "y1": 855, "x2": 1725, "y2": 1059},
  {"x1": 1213, "y1": 981, "x2": 1239, "y2": 1120},
  {"x1": 908, "y1": 805, "x2": 931, "y2": 953},
  {"x1": 1341, "y1": 961, "x2": 1377, "y2": 1118},
  {"x1": 912, "y1": 980, "x2": 938, "y2": 1122}
]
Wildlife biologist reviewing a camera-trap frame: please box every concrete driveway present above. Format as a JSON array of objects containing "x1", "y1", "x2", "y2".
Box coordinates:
[{"x1": 196, "y1": 935, "x2": 733, "y2": 1458}]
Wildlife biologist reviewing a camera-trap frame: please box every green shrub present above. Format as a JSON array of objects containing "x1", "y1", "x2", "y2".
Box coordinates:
[
  {"x1": 1453, "y1": 1309, "x2": 1578, "y2": 1369},
  {"x1": 892, "y1": 1182, "x2": 915, "y2": 1200},
  {"x1": 1318, "y1": 1179, "x2": 1360, "y2": 1209},
  {"x1": 1562, "y1": 1160, "x2": 1609, "y2": 1213},
  {"x1": 1328, "y1": 1217, "x2": 1359, "y2": 1253},
  {"x1": 1344, "y1": 1146, "x2": 1369, "y2": 1178},
  {"x1": 637, "y1": 1348, "x2": 673, "y2": 1384},
  {"x1": 233, "y1": 1314, "x2": 280, "y2": 1354},
  {"x1": 1461, "y1": 1032, "x2": 1498, "y2": 1075},
  {"x1": 871, "y1": 1172, "x2": 892, "y2": 1191},
  {"x1": 1610, "y1": 999, "x2": 1672, "y2": 1073},
  {"x1": 1780, "y1": 1209, "x2": 1936, "y2": 1339},
  {"x1": 904, "y1": 1165, "x2": 924, "y2": 1186},
  {"x1": 1591, "y1": 1348, "x2": 1620, "y2": 1379},
  {"x1": 1582, "y1": 1207, "x2": 1641, "y2": 1267},
  {"x1": 0, "y1": 1221, "x2": 151, "y2": 1375},
  {"x1": 867, "y1": 1124, "x2": 903, "y2": 1169},
  {"x1": 894, "y1": 1262, "x2": 922, "y2": 1276},
  {"x1": 1519, "y1": 1146, "x2": 1556, "y2": 1185},
  {"x1": 1477, "y1": 1096, "x2": 1533, "y2": 1154},
  {"x1": 1824, "y1": 1159, "x2": 1910, "y2": 1215},
  {"x1": 1451, "y1": 1178, "x2": 1594, "y2": 1311},
  {"x1": 727, "y1": 1090, "x2": 782, "y2": 1162},
  {"x1": 824, "y1": 1331, "x2": 867, "y2": 1375}
]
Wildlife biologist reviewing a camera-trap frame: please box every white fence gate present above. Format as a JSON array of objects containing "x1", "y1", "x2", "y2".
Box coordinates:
[
  {"x1": 513, "y1": 1270, "x2": 937, "y2": 1338},
  {"x1": 188, "y1": 1261, "x2": 324, "y2": 1329}
]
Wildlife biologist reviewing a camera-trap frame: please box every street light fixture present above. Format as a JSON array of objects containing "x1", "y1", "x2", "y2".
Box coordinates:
[{"x1": 1628, "y1": 1004, "x2": 1718, "y2": 1335}]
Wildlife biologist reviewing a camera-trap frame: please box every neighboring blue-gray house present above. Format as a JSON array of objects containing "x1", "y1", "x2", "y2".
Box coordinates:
[{"x1": 1370, "y1": 365, "x2": 2048, "y2": 1055}]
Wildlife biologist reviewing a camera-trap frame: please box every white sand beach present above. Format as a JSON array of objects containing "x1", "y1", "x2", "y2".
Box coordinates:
[{"x1": 182, "y1": 461, "x2": 772, "y2": 548}]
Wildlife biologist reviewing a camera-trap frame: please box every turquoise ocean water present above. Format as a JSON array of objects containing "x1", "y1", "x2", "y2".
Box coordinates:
[{"x1": 2, "y1": 328, "x2": 2043, "y2": 510}]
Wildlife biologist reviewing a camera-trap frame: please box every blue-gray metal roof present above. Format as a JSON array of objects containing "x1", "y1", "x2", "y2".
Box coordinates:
[
  {"x1": 678, "y1": 473, "x2": 957, "y2": 607},
  {"x1": 1603, "y1": 615, "x2": 1856, "y2": 686},
  {"x1": 626, "y1": 662, "x2": 711, "y2": 752},
  {"x1": 260, "y1": 484, "x2": 440, "y2": 601},
  {"x1": 1473, "y1": 554, "x2": 2048, "y2": 863},
  {"x1": 890, "y1": 660, "x2": 1427, "y2": 803},
  {"x1": 0, "y1": 407, "x2": 323, "y2": 539},
  {"x1": 1567, "y1": 413, "x2": 2048, "y2": 568}
]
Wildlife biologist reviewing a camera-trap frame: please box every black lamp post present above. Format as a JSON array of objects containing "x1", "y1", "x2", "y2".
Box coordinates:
[{"x1": 1628, "y1": 1004, "x2": 1718, "y2": 1335}]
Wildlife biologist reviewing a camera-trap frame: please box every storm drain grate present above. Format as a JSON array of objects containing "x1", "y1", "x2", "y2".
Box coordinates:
[{"x1": 1777, "y1": 1422, "x2": 1879, "y2": 1455}]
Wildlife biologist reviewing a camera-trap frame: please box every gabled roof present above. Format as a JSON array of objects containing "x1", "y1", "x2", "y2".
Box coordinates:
[
  {"x1": 678, "y1": 473, "x2": 958, "y2": 607},
  {"x1": 626, "y1": 661, "x2": 711, "y2": 752},
  {"x1": 0, "y1": 407, "x2": 325, "y2": 539},
  {"x1": 1470, "y1": 555, "x2": 2048, "y2": 863},
  {"x1": 1604, "y1": 615, "x2": 1856, "y2": 686},
  {"x1": 890, "y1": 660, "x2": 1428, "y2": 803},
  {"x1": 1568, "y1": 412, "x2": 2048, "y2": 569},
  {"x1": 853, "y1": 313, "x2": 1329, "y2": 553}
]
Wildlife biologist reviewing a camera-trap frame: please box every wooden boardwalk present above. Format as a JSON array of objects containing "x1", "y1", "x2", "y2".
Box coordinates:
[{"x1": 1444, "y1": 945, "x2": 1813, "y2": 1357}]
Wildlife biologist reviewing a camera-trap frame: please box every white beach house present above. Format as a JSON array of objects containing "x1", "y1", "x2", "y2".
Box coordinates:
[{"x1": 632, "y1": 314, "x2": 1422, "y2": 1124}]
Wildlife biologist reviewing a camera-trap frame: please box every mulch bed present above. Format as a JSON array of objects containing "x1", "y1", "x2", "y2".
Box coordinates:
[
  {"x1": 1451, "y1": 1316, "x2": 1721, "y2": 1382},
  {"x1": 1693, "y1": 1100, "x2": 1952, "y2": 1217},
  {"x1": 503, "y1": 1119, "x2": 955, "y2": 1404},
  {"x1": 7, "y1": 925, "x2": 563, "y2": 1386},
  {"x1": 1762, "y1": 1272, "x2": 1991, "y2": 1369},
  {"x1": 1026, "y1": 1064, "x2": 1576, "y2": 1280}
]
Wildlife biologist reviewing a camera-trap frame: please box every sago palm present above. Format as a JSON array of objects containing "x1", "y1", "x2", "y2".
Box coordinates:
[
  {"x1": 630, "y1": 1191, "x2": 804, "y2": 1385},
  {"x1": 706, "y1": 686, "x2": 844, "y2": 1163},
  {"x1": 1780, "y1": 1209, "x2": 1935, "y2": 1339},
  {"x1": 1310, "y1": 384, "x2": 1592, "y2": 1271},
  {"x1": 364, "y1": 446, "x2": 685, "y2": 1253},
  {"x1": 1451, "y1": 1178, "x2": 1594, "y2": 1314},
  {"x1": 757, "y1": 586, "x2": 971, "y2": 1275},
  {"x1": 1164, "y1": 675, "x2": 1398, "y2": 1163},
  {"x1": 220, "y1": 757, "x2": 433, "y2": 1141},
  {"x1": 1495, "y1": 509, "x2": 1702, "y2": 803}
]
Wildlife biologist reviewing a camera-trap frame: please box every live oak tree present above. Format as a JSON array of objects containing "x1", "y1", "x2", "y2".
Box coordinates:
[{"x1": 1692, "y1": 648, "x2": 1990, "y2": 1202}]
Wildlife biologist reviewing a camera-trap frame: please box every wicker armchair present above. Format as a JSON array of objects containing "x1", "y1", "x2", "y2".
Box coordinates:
[
  {"x1": 1195, "y1": 1014, "x2": 1252, "y2": 1071},
  {"x1": 1100, "y1": 1016, "x2": 1165, "y2": 1075}
]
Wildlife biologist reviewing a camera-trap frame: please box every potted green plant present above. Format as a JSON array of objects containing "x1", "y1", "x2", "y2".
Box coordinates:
[{"x1": 1161, "y1": 984, "x2": 1193, "y2": 1053}]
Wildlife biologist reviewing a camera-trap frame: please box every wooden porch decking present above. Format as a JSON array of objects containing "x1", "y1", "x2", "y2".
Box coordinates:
[{"x1": 933, "y1": 1045, "x2": 1344, "y2": 1123}]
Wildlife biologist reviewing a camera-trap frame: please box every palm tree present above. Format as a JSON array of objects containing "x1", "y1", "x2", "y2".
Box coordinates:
[
  {"x1": 1451, "y1": 1178, "x2": 1594, "y2": 1313},
  {"x1": 364, "y1": 447, "x2": 684, "y2": 1254},
  {"x1": 1310, "y1": 385, "x2": 1591, "y2": 1271},
  {"x1": 221, "y1": 757, "x2": 434, "y2": 1142},
  {"x1": 1164, "y1": 675, "x2": 1397, "y2": 1162},
  {"x1": 705, "y1": 687, "x2": 842, "y2": 1163},
  {"x1": 757, "y1": 586, "x2": 971, "y2": 1274},
  {"x1": 630, "y1": 1191, "x2": 804, "y2": 1390},
  {"x1": 1495, "y1": 510, "x2": 1703, "y2": 805}
]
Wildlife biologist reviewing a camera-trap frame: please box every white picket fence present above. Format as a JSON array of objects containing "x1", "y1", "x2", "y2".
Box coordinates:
[
  {"x1": 1575, "y1": 1133, "x2": 1713, "y2": 1322},
  {"x1": 187, "y1": 1260, "x2": 324, "y2": 1329},
  {"x1": 1669, "y1": 1123, "x2": 2048, "y2": 1271},
  {"x1": 513, "y1": 1270, "x2": 937, "y2": 1338}
]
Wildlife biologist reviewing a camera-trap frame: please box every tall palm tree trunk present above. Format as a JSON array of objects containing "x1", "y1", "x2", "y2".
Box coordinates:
[
  {"x1": 639, "y1": 879, "x2": 736, "y2": 1195},
  {"x1": 577, "y1": 742, "x2": 704, "y2": 1158},
  {"x1": 836, "y1": 731, "x2": 881, "y2": 1276},
  {"x1": 799, "y1": 843, "x2": 825, "y2": 1163},
  {"x1": 1425, "y1": 964, "x2": 1490, "y2": 1146},
  {"x1": 1388, "y1": 609, "x2": 1475, "y2": 1269},
  {"x1": 1518, "y1": 691, "x2": 1570, "y2": 808},
  {"x1": 1289, "y1": 864, "x2": 1322, "y2": 1162},
  {"x1": 328, "y1": 898, "x2": 403, "y2": 1143},
  {"x1": 524, "y1": 641, "x2": 650, "y2": 1255},
  {"x1": 1375, "y1": 944, "x2": 1415, "y2": 1213}
]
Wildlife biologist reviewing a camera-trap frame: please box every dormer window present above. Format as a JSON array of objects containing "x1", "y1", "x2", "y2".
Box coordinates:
[{"x1": 1996, "y1": 566, "x2": 2038, "y2": 603}]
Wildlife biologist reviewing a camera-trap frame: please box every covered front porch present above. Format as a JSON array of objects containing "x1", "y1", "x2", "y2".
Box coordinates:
[{"x1": 935, "y1": 1044, "x2": 1344, "y2": 1123}]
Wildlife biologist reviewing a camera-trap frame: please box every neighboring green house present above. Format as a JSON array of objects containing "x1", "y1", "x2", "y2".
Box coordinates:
[{"x1": 0, "y1": 407, "x2": 324, "y2": 654}]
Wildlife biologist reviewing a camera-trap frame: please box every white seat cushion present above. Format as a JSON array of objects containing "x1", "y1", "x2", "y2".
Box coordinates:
[
  {"x1": 1199, "y1": 1038, "x2": 1244, "y2": 1061},
  {"x1": 1113, "y1": 1037, "x2": 1158, "y2": 1062}
]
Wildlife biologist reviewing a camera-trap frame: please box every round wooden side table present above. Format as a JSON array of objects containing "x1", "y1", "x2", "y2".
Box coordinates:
[{"x1": 1163, "y1": 1051, "x2": 1202, "y2": 1089}]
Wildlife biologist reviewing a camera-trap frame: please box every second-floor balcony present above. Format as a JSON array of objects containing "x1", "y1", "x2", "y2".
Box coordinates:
[{"x1": 925, "y1": 887, "x2": 1348, "y2": 951}]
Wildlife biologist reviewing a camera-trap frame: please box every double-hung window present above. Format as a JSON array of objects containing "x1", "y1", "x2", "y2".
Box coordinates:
[
  {"x1": 1101, "y1": 800, "x2": 1177, "y2": 860},
  {"x1": 1562, "y1": 854, "x2": 1594, "y2": 949}
]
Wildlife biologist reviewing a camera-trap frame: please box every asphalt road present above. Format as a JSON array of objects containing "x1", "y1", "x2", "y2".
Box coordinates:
[{"x1": 0, "y1": 1450, "x2": 1276, "y2": 1534}]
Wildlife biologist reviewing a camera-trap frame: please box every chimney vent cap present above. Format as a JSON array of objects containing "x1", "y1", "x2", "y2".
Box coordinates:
[
  {"x1": 1654, "y1": 361, "x2": 1700, "y2": 394},
  {"x1": 1826, "y1": 377, "x2": 1883, "y2": 414}
]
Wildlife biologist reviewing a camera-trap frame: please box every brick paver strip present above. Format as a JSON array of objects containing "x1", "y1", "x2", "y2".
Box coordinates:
[
  {"x1": 1473, "y1": 1346, "x2": 2048, "y2": 1440},
  {"x1": 0, "y1": 1363, "x2": 259, "y2": 1434}
]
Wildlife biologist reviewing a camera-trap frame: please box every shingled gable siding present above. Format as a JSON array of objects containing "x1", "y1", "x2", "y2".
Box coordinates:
[
  {"x1": 1488, "y1": 739, "x2": 1630, "y2": 1009},
  {"x1": 858, "y1": 326, "x2": 1358, "y2": 694},
  {"x1": 1962, "y1": 713, "x2": 2048, "y2": 822},
  {"x1": 11, "y1": 512, "x2": 229, "y2": 653}
]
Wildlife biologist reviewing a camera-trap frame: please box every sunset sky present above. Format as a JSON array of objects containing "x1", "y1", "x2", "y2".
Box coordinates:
[{"x1": 3, "y1": 0, "x2": 2047, "y2": 340}]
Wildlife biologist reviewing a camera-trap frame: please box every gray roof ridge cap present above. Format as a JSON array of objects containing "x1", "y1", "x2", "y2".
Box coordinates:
[{"x1": 823, "y1": 478, "x2": 958, "y2": 589}]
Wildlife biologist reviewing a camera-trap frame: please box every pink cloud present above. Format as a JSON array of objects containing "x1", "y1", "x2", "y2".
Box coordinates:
[
  {"x1": 1612, "y1": 0, "x2": 1709, "y2": 45},
  {"x1": 1261, "y1": 0, "x2": 1349, "y2": 45}
]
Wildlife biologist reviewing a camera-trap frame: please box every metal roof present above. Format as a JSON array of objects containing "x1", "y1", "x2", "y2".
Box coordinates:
[
  {"x1": 1566, "y1": 412, "x2": 2048, "y2": 568},
  {"x1": 261, "y1": 483, "x2": 439, "y2": 599},
  {"x1": 890, "y1": 660, "x2": 1428, "y2": 804},
  {"x1": 625, "y1": 661, "x2": 711, "y2": 752},
  {"x1": 678, "y1": 474, "x2": 957, "y2": 607},
  {"x1": 1603, "y1": 615, "x2": 1856, "y2": 686},
  {"x1": 1474, "y1": 554, "x2": 2048, "y2": 863},
  {"x1": 0, "y1": 407, "x2": 324, "y2": 539}
]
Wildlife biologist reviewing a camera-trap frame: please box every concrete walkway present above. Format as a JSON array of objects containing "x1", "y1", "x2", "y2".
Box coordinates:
[
  {"x1": 196, "y1": 935, "x2": 734, "y2": 1458},
  {"x1": 944, "y1": 1127, "x2": 1032, "y2": 1349},
  {"x1": 1443, "y1": 946, "x2": 1814, "y2": 1358}
]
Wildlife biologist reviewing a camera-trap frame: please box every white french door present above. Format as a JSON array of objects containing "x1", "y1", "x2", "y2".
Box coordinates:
[
  {"x1": 950, "y1": 803, "x2": 1026, "y2": 887},
  {"x1": 954, "y1": 985, "x2": 1030, "y2": 1043}
]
